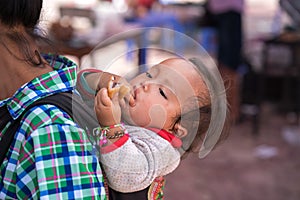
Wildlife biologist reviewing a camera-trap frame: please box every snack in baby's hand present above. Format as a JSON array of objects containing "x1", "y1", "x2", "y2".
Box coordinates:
[{"x1": 107, "y1": 76, "x2": 130, "y2": 99}]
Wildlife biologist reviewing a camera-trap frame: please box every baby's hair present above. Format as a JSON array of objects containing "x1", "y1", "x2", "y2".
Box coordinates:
[
  {"x1": 179, "y1": 58, "x2": 230, "y2": 158},
  {"x1": 180, "y1": 101, "x2": 230, "y2": 158}
]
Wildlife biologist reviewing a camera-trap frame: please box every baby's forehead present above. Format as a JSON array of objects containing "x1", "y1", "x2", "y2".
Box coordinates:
[
  {"x1": 149, "y1": 64, "x2": 194, "y2": 91},
  {"x1": 156, "y1": 59, "x2": 206, "y2": 88},
  {"x1": 153, "y1": 59, "x2": 209, "y2": 106},
  {"x1": 152, "y1": 59, "x2": 198, "y2": 79},
  {"x1": 158, "y1": 58, "x2": 194, "y2": 70}
]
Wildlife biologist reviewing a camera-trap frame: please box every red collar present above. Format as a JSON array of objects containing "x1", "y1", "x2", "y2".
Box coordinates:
[{"x1": 148, "y1": 128, "x2": 182, "y2": 148}]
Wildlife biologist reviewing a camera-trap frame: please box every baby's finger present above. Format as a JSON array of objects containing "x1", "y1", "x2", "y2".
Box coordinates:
[
  {"x1": 96, "y1": 88, "x2": 112, "y2": 107},
  {"x1": 111, "y1": 90, "x2": 120, "y2": 105},
  {"x1": 119, "y1": 97, "x2": 126, "y2": 109}
]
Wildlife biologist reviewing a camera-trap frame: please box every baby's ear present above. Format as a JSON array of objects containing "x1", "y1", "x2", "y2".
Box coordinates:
[{"x1": 174, "y1": 123, "x2": 188, "y2": 138}]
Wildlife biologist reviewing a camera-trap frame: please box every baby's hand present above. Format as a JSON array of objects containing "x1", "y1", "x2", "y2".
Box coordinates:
[
  {"x1": 106, "y1": 76, "x2": 134, "y2": 109},
  {"x1": 94, "y1": 88, "x2": 121, "y2": 127}
]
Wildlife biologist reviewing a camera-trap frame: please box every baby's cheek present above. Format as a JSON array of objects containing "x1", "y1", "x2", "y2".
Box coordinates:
[
  {"x1": 126, "y1": 104, "x2": 167, "y2": 128},
  {"x1": 125, "y1": 106, "x2": 150, "y2": 127},
  {"x1": 148, "y1": 104, "x2": 167, "y2": 129}
]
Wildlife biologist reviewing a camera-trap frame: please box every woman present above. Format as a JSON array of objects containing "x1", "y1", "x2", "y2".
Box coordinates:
[{"x1": 0, "y1": 0, "x2": 106, "y2": 199}]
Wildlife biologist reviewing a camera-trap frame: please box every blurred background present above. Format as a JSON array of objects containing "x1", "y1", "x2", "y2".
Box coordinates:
[{"x1": 40, "y1": 0, "x2": 300, "y2": 199}]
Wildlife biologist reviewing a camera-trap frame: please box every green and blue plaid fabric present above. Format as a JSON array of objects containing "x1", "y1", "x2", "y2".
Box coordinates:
[{"x1": 0, "y1": 54, "x2": 106, "y2": 200}]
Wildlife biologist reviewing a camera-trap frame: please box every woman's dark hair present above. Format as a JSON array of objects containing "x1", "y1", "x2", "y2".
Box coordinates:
[
  {"x1": 0, "y1": 0, "x2": 51, "y2": 66},
  {"x1": 0, "y1": 0, "x2": 43, "y2": 28}
]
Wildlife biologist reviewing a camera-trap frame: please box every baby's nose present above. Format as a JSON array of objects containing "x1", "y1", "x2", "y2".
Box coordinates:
[{"x1": 141, "y1": 82, "x2": 149, "y2": 91}]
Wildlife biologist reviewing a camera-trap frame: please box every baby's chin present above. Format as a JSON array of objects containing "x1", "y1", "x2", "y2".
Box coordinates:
[
  {"x1": 121, "y1": 112, "x2": 148, "y2": 127},
  {"x1": 121, "y1": 104, "x2": 167, "y2": 129},
  {"x1": 128, "y1": 95, "x2": 136, "y2": 107},
  {"x1": 121, "y1": 113, "x2": 165, "y2": 131}
]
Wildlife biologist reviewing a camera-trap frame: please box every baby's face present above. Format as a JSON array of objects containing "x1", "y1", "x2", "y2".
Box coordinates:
[{"x1": 121, "y1": 58, "x2": 208, "y2": 131}]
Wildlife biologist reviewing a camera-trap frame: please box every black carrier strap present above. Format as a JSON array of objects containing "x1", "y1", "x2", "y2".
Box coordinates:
[
  {"x1": 0, "y1": 92, "x2": 99, "y2": 165},
  {"x1": 109, "y1": 187, "x2": 149, "y2": 200},
  {"x1": 0, "y1": 106, "x2": 23, "y2": 165}
]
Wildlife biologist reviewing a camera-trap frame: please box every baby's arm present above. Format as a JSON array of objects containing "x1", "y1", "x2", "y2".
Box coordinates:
[
  {"x1": 76, "y1": 69, "x2": 127, "y2": 101},
  {"x1": 100, "y1": 126, "x2": 181, "y2": 193}
]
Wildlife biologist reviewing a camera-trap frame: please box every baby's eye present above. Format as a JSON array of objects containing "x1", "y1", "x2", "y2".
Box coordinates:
[
  {"x1": 145, "y1": 72, "x2": 152, "y2": 78},
  {"x1": 159, "y1": 88, "x2": 167, "y2": 99}
]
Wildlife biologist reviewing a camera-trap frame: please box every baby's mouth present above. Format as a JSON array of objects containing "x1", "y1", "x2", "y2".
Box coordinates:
[{"x1": 129, "y1": 90, "x2": 136, "y2": 107}]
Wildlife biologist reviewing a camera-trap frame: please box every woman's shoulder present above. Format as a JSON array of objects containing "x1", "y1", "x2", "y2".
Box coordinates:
[{"x1": 20, "y1": 103, "x2": 77, "y2": 133}]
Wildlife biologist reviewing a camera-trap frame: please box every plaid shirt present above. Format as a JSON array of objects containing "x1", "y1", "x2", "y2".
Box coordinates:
[{"x1": 0, "y1": 54, "x2": 106, "y2": 200}]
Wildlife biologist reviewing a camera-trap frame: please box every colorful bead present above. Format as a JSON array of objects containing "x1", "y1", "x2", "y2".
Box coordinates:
[{"x1": 93, "y1": 123, "x2": 127, "y2": 146}]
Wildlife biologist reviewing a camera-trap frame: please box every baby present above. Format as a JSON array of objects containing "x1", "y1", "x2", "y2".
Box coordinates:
[{"x1": 90, "y1": 57, "x2": 229, "y2": 196}]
